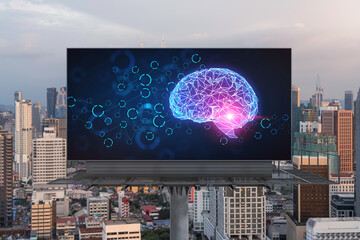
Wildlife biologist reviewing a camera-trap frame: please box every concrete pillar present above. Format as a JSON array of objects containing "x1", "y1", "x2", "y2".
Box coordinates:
[{"x1": 169, "y1": 186, "x2": 190, "y2": 240}]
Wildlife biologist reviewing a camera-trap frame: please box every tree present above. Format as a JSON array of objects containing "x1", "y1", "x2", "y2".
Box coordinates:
[{"x1": 158, "y1": 209, "x2": 170, "y2": 220}]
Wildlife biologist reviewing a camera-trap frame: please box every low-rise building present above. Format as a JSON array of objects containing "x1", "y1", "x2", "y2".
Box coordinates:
[
  {"x1": 330, "y1": 173, "x2": 354, "y2": 194},
  {"x1": 79, "y1": 227, "x2": 102, "y2": 240},
  {"x1": 102, "y1": 219, "x2": 141, "y2": 240},
  {"x1": 68, "y1": 189, "x2": 93, "y2": 199},
  {"x1": 331, "y1": 193, "x2": 355, "y2": 218},
  {"x1": 56, "y1": 217, "x2": 76, "y2": 240},
  {"x1": 306, "y1": 217, "x2": 360, "y2": 239},
  {"x1": 141, "y1": 205, "x2": 160, "y2": 220},
  {"x1": 85, "y1": 216, "x2": 102, "y2": 228},
  {"x1": 87, "y1": 197, "x2": 110, "y2": 220}
]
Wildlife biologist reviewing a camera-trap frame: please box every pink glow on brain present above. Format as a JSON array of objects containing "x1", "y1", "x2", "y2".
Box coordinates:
[{"x1": 169, "y1": 68, "x2": 258, "y2": 138}]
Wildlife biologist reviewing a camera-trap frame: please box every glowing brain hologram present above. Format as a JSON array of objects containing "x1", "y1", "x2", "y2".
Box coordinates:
[{"x1": 169, "y1": 68, "x2": 258, "y2": 138}]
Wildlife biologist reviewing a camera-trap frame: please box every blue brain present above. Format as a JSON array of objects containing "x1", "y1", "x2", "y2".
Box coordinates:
[{"x1": 169, "y1": 68, "x2": 258, "y2": 138}]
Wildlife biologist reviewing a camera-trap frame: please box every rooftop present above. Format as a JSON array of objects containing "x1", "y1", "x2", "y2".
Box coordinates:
[
  {"x1": 104, "y1": 219, "x2": 140, "y2": 225},
  {"x1": 57, "y1": 217, "x2": 76, "y2": 224},
  {"x1": 141, "y1": 205, "x2": 159, "y2": 212},
  {"x1": 79, "y1": 227, "x2": 102, "y2": 234}
]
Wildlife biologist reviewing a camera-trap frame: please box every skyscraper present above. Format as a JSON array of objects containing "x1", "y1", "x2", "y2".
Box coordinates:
[
  {"x1": 14, "y1": 92, "x2": 32, "y2": 181},
  {"x1": 55, "y1": 87, "x2": 67, "y2": 118},
  {"x1": 32, "y1": 127, "x2": 66, "y2": 185},
  {"x1": 32, "y1": 102, "x2": 42, "y2": 138},
  {"x1": 315, "y1": 75, "x2": 324, "y2": 117},
  {"x1": 291, "y1": 86, "x2": 301, "y2": 148},
  {"x1": 14, "y1": 91, "x2": 22, "y2": 102},
  {"x1": 287, "y1": 155, "x2": 330, "y2": 239},
  {"x1": 322, "y1": 110, "x2": 353, "y2": 173},
  {"x1": 345, "y1": 90, "x2": 354, "y2": 111},
  {"x1": 292, "y1": 156, "x2": 330, "y2": 223},
  {"x1": 0, "y1": 127, "x2": 13, "y2": 227},
  {"x1": 355, "y1": 88, "x2": 360, "y2": 216},
  {"x1": 47, "y1": 87, "x2": 57, "y2": 118}
]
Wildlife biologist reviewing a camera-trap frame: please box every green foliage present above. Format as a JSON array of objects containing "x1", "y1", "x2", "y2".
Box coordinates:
[
  {"x1": 14, "y1": 199, "x2": 28, "y2": 206},
  {"x1": 158, "y1": 209, "x2": 170, "y2": 220},
  {"x1": 142, "y1": 229, "x2": 170, "y2": 240}
]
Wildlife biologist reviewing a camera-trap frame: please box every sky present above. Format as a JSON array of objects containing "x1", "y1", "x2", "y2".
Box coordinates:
[{"x1": 0, "y1": 0, "x2": 359, "y2": 106}]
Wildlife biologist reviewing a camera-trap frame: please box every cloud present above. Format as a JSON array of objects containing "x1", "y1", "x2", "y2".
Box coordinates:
[
  {"x1": 295, "y1": 23, "x2": 305, "y2": 28},
  {"x1": 0, "y1": 0, "x2": 140, "y2": 36}
]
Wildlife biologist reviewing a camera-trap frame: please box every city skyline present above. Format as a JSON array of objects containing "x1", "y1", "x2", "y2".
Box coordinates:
[{"x1": 1, "y1": 0, "x2": 360, "y2": 105}]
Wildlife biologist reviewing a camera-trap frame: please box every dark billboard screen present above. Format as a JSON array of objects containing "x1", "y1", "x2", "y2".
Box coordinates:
[{"x1": 67, "y1": 49, "x2": 291, "y2": 161}]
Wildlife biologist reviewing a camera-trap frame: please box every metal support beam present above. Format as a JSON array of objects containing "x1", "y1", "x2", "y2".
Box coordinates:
[{"x1": 168, "y1": 186, "x2": 190, "y2": 240}]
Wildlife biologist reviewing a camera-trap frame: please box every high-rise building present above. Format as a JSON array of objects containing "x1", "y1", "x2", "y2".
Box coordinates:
[
  {"x1": 355, "y1": 88, "x2": 360, "y2": 216},
  {"x1": 31, "y1": 200, "x2": 57, "y2": 239},
  {"x1": 56, "y1": 87, "x2": 67, "y2": 118},
  {"x1": 87, "y1": 197, "x2": 110, "y2": 220},
  {"x1": 102, "y1": 219, "x2": 141, "y2": 240},
  {"x1": 292, "y1": 156, "x2": 330, "y2": 223},
  {"x1": 204, "y1": 186, "x2": 266, "y2": 240},
  {"x1": 322, "y1": 110, "x2": 353, "y2": 173},
  {"x1": 287, "y1": 155, "x2": 330, "y2": 240},
  {"x1": 14, "y1": 92, "x2": 32, "y2": 181},
  {"x1": 32, "y1": 102, "x2": 42, "y2": 138},
  {"x1": 0, "y1": 127, "x2": 13, "y2": 227},
  {"x1": 306, "y1": 217, "x2": 360, "y2": 240},
  {"x1": 47, "y1": 87, "x2": 57, "y2": 118},
  {"x1": 193, "y1": 188, "x2": 210, "y2": 232},
  {"x1": 32, "y1": 127, "x2": 66, "y2": 184},
  {"x1": 315, "y1": 76, "x2": 324, "y2": 117},
  {"x1": 345, "y1": 90, "x2": 354, "y2": 111},
  {"x1": 291, "y1": 86, "x2": 301, "y2": 150},
  {"x1": 14, "y1": 91, "x2": 22, "y2": 102}
]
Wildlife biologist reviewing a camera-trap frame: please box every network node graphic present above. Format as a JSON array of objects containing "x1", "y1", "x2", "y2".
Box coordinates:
[{"x1": 169, "y1": 68, "x2": 258, "y2": 138}]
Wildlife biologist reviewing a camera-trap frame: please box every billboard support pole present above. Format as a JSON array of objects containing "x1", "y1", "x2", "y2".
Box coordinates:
[{"x1": 168, "y1": 186, "x2": 190, "y2": 240}]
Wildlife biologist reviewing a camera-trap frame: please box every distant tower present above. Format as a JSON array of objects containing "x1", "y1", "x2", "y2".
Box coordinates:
[
  {"x1": 55, "y1": 87, "x2": 67, "y2": 118},
  {"x1": 161, "y1": 33, "x2": 165, "y2": 48},
  {"x1": 14, "y1": 92, "x2": 32, "y2": 182},
  {"x1": 32, "y1": 102, "x2": 42, "y2": 138},
  {"x1": 315, "y1": 74, "x2": 324, "y2": 117},
  {"x1": 47, "y1": 88, "x2": 57, "y2": 118},
  {"x1": 345, "y1": 90, "x2": 354, "y2": 111}
]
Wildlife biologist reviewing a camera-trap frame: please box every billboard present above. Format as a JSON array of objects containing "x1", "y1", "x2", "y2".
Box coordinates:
[{"x1": 67, "y1": 49, "x2": 291, "y2": 161}]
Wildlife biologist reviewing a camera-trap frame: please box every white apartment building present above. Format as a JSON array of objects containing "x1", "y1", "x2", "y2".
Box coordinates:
[
  {"x1": 32, "y1": 184, "x2": 69, "y2": 217},
  {"x1": 15, "y1": 92, "x2": 32, "y2": 182},
  {"x1": 32, "y1": 127, "x2": 66, "y2": 184},
  {"x1": 306, "y1": 217, "x2": 360, "y2": 240},
  {"x1": 299, "y1": 121, "x2": 322, "y2": 133},
  {"x1": 102, "y1": 219, "x2": 141, "y2": 240},
  {"x1": 205, "y1": 186, "x2": 266, "y2": 240},
  {"x1": 330, "y1": 173, "x2": 354, "y2": 194},
  {"x1": 87, "y1": 197, "x2": 110, "y2": 220},
  {"x1": 193, "y1": 188, "x2": 211, "y2": 232},
  {"x1": 266, "y1": 201, "x2": 274, "y2": 213}
]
